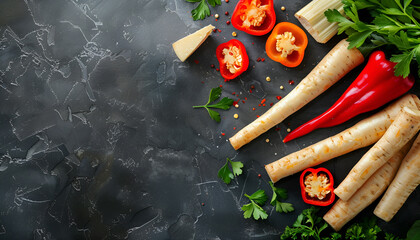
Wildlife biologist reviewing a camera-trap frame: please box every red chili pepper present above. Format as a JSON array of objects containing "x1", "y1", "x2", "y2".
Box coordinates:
[
  {"x1": 300, "y1": 168, "x2": 335, "y2": 206},
  {"x1": 283, "y1": 51, "x2": 415, "y2": 142},
  {"x1": 231, "y1": 0, "x2": 276, "y2": 36},
  {"x1": 216, "y1": 39, "x2": 249, "y2": 80}
]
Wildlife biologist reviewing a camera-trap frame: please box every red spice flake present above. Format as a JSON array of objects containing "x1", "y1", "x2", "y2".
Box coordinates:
[
  {"x1": 218, "y1": 29, "x2": 222, "y2": 32},
  {"x1": 210, "y1": 64, "x2": 215, "y2": 68},
  {"x1": 244, "y1": 97, "x2": 248, "y2": 100},
  {"x1": 221, "y1": 132, "x2": 225, "y2": 136},
  {"x1": 250, "y1": 85, "x2": 255, "y2": 89},
  {"x1": 194, "y1": 59, "x2": 199, "y2": 64},
  {"x1": 261, "y1": 58, "x2": 265, "y2": 62},
  {"x1": 256, "y1": 57, "x2": 261, "y2": 62},
  {"x1": 242, "y1": 100, "x2": 245, "y2": 103},
  {"x1": 249, "y1": 89, "x2": 253, "y2": 93},
  {"x1": 289, "y1": 80, "x2": 295, "y2": 85},
  {"x1": 252, "y1": 107, "x2": 256, "y2": 111},
  {"x1": 225, "y1": 0, "x2": 229, "y2": 2},
  {"x1": 233, "y1": 127, "x2": 236, "y2": 130},
  {"x1": 257, "y1": 115, "x2": 260, "y2": 118},
  {"x1": 275, "y1": 127, "x2": 281, "y2": 131},
  {"x1": 261, "y1": 98, "x2": 266, "y2": 104},
  {"x1": 263, "y1": 104, "x2": 266, "y2": 107},
  {"x1": 232, "y1": 92, "x2": 236, "y2": 95},
  {"x1": 225, "y1": 11, "x2": 229, "y2": 15},
  {"x1": 201, "y1": 203, "x2": 205, "y2": 206},
  {"x1": 270, "y1": 102, "x2": 274, "y2": 106},
  {"x1": 258, "y1": 104, "x2": 261, "y2": 107},
  {"x1": 258, "y1": 174, "x2": 262, "y2": 178},
  {"x1": 201, "y1": 81, "x2": 205, "y2": 84},
  {"x1": 252, "y1": 42, "x2": 255, "y2": 45},
  {"x1": 213, "y1": 28, "x2": 217, "y2": 33},
  {"x1": 226, "y1": 20, "x2": 231, "y2": 25},
  {"x1": 219, "y1": 85, "x2": 223, "y2": 88},
  {"x1": 216, "y1": 68, "x2": 220, "y2": 71},
  {"x1": 232, "y1": 100, "x2": 239, "y2": 106},
  {"x1": 276, "y1": 96, "x2": 282, "y2": 100},
  {"x1": 215, "y1": 19, "x2": 218, "y2": 21}
]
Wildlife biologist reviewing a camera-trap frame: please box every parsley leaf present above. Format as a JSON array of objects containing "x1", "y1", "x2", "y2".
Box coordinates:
[
  {"x1": 407, "y1": 220, "x2": 420, "y2": 240},
  {"x1": 193, "y1": 87, "x2": 234, "y2": 122},
  {"x1": 280, "y1": 207, "x2": 331, "y2": 240},
  {"x1": 186, "y1": 0, "x2": 221, "y2": 20},
  {"x1": 346, "y1": 217, "x2": 381, "y2": 240},
  {"x1": 324, "y1": 0, "x2": 420, "y2": 78},
  {"x1": 242, "y1": 190, "x2": 268, "y2": 220},
  {"x1": 217, "y1": 158, "x2": 243, "y2": 184},
  {"x1": 269, "y1": 181, "x2": 294, "y2": 213}
]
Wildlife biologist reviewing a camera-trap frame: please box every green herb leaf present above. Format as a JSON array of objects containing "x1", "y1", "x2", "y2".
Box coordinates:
[
  {"x1": 242, "y1": 190, "x2": 268, "y2": 220},
  {"x1": 269, "y1": 181, "x2": 294, "y2": 213},
  {"x1": 217, "y1": 158, "x2": 243, "y2": 184},
  {"x1": 206, "y1": 108, "x2": 221, "y2": 122},
  {"x1": 191, "y1": 0, "x2": 210, "y2": 20},
  {"x1": 407, "y1": 220, "x2": 420, "y2": 240},
  {"x1": 246, "y1": 189, "x2": 268, "y2": 205},
  {"x1": 186, "y1": 0, "x2": 221, "y2": 20},
  {"x1": 391, "y1": 50, "x2": 414, "y2": 77},
  {"x1": 193, "y1": 87, "x2": 234, "y2": 122},
  {"x1": 207, "y1": 97, "x2": 234, "y2": 110},
  {"x1": 228, "y1": 158, "x2": 243, "y2": 176},
  {"x1": 348, "y1": 30, "x2": 374, "y2": 49},
  {"x1": 207, "y1": 0, "x2": 221, "y2": 7},
  {"x1": 217, "y1": 159, "x2": 234, "y2": 184},
  {"x1": 208, "y1": 86, "x2": 222, "y2": 104}
]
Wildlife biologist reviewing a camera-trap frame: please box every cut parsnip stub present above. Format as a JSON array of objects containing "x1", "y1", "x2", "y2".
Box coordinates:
[
  {"x1": 229, "y1": 39, "x2": 364, "y2": 150},
  {"x1": 172, "y1": 25, "x2": 215, "y2": 62},
  {"x1": 295, "y1": 0, "x2": 344, "y2": 43},
  {"x1": 265, "y1": 94, "x2": 420, "y2": 183},
  {"x1": 335, "y1": 107, "x2": 420, "y2": 201},
  {"x1": 323, "y1": 140, "x2": 413, "y2": 231},
  {"x1": 374, "y1": 133, "x2": 420, "y2": 222}
]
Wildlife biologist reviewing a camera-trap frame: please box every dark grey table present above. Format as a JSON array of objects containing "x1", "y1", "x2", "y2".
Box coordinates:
[{"x1": 0, "y1": 0, "x2": 419, "y2": 239}]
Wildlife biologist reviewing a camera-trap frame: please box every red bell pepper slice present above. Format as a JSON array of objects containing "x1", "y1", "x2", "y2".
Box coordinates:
[
  {"x1": 284, "y1": 50, "x2": 415, "y2": 142},
  {"x1": 300, "y1": 168, "x2": 335, "y2": 206},
  {"x1": 231, "y1": 0, "x2": 276, "y2": 36},
  {"x1": 216, "y1": 39, "x2": 249, "y2": 80},
  {"x1": 265, "y1": 22, "x2": 308, "y2": 67}
]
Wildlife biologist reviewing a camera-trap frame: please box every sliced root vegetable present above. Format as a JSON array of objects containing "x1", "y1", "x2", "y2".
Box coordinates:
[
  {"x1": 374, "y1": 134, "x2": 420, "y2": 222},
  {"x1": 323, "y1": 140, "x2": 413, "y2": 231},
  {"x1": 229, "y1": 39, "x2": 364, "y2": 150},
  {"x1": 334, "y1": 107, "x2": 420, "y2": 201},
  {"x1": 265, "y1": 94, "x2": 420, "y2": 183},
  {"x1": 295, "y1": 0, "x2": 344, "y2": 43}
]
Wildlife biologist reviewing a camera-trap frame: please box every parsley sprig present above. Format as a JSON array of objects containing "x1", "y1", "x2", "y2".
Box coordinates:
[
  {"x1": 241, "y1": 190, "x2": 269, "y2": 220},
  {"x1": 217, "y1": 158, "x2": 243, "y2": 184},
  {"x1": 185, "y1": 0, "x2": 222, "y2": 20},
  {"x1": 269, "y1": 181, "x2": 294, "y2": 213},
  {"x1": 325, "y1": 0, "x2": 420, "y2": 78},
  {"x1": 193, "y1": 87, "x2": 234, "y2": 122}
]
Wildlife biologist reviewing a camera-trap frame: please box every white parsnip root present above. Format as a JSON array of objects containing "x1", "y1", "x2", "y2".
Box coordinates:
[
  {"x1": 265, "y1": 94, "x2": 420, "y2": 183},
  {"x1": 334, "y1": 107, "x2": 420, "y2": 201},
  {"x1": 374, "y1": 134, "x2": 420, "y2": 222},
  {"x1": 229, "y1": 39, "x2": 364, "y2": 150},
  {"x1": 323, "y1": 140, "x2": 413, "y2": 231}
]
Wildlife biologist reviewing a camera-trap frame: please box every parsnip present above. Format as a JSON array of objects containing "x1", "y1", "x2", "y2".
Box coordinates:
[
  {"x1": 265, "y1": 94, "x2": 420, "y2": 183},
  {"x1": 335, "y1": 107, "x2": 420, "y2": 201},
  {"x1": 374, "y1": 134, "x2": 420, "y2": 222},
  {"x1": 323, "y1": 140, "x2": 413, "y2": 231},
  {"x1": 229, "y1": 39, "x2": 364, "y2": 150}
]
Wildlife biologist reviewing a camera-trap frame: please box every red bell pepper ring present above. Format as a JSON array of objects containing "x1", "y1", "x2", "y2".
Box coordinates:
[
  {"x1": 216, "y1": 39, "x2": 249, "y2": 80},
  {"x1": 231, "y1": 0, "x2": 276, "y2": 36},
  {"x1": 300, "y1": 168, "x2": 335, "y2": 206},
  {"x1": 284, "y1": 50, "x2": 415, "y2": 142}
]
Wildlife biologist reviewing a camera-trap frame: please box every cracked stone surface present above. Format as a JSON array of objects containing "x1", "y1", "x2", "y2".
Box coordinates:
[{"x1": 0, "y1": 0, "x2": 419, "y2": 239}]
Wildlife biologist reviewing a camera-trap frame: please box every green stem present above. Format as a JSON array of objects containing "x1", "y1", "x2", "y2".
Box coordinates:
[{"x1": 192, "y1": 105, "x2": 206, "y2": 108}]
